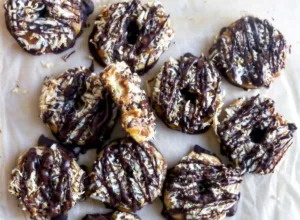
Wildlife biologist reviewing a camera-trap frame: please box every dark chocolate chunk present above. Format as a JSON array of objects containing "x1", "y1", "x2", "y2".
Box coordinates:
[
  {"x1": 288, "y1": 123, "x2": 297, "y2": 132},
  {"x1": 193, "y1": 145, "x2": 216, "y2": 156},
  {"x1": 52, "y1": 215, "x2": 68, "y2": 220}
]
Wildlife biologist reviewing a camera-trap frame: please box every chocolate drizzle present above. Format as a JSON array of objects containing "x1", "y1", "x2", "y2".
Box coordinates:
[
  {"x1": 82, "y1": 211, "x2": 140, "y2": 220},
  {"x1": 89, "y1": 138, "x2": 167, "y2": 212},
  {"x1": 209, "y1": 16, "x2": 287, "y2": 89},
  {"x1": 82, "y1": 213, "x2": 113, "y2": 220},
  {"x1": 4, "y1": 0, "x2": 94, "y2": 55},
  {"x1": 40, "y1": 67, "x2": 118, "y2": 150},
  {"x1": 89, "y1": 0, "x2": 174, "y2": 74},
  {"x1": 162, "y1": 146, "x2": 242, "y2": 220},
  {"x1": 9, "y1": 145, "x2": 85, "y2": 219},
  {"x1": 152, "y1": 53, "x2": 222, "y2": 134},
  {"x1": 217, "y1": 95, "x2": 297, "y2": 174}
]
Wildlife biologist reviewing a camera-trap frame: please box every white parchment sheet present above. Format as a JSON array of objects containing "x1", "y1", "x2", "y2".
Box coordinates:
[{"x1": 1, "y1": 0, "x2": 300, "y2": 219}]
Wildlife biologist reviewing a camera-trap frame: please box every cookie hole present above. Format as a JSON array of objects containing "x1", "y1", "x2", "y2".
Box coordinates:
[
  {"x1": 75, "y1": 98, "x2": 85, "y2": 110},
  {"x1": 250, "y1": 127, "x2": 267, "y2": 143},
  {"x1": 180, "y1": 88, "x2": 197, "y2": 105},
  {"x1": 198, "y1": 183, "x2": 206, "y2": 194},
  {"x1": 38, "y1": 6, "x2": 48, "y2": 18},
  {"x1": 126, "y1": 21, "x2": 140, "y2": 45},
  {"x1": 197, "y1": 182, "x2": 211, "y2": 195}
]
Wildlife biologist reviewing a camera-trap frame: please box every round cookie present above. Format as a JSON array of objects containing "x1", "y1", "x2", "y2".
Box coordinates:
[
  {"x1": 40, "y1": 66, "x2": 118, "y2": 149},
  {"x1": 162, "y1": 145, "x2": 242, "y2": 220},
  {"x1": 4, "y1": 0, "x2": 94, "y2": 55},
  {"x1": 101, "y1": 62, "x2": 156, "y2": 143},
  {"x1": 82, "y1": 211, "x2": 140, "y2": 220},
  {"x1": 89, "y1": 138, "x2": 167, "y2": 212},
  {"x1": 89, "y1": 0, "x2": 175, "y2": 75},
  {"x1": 9, "y1": 144, "x2": 85, "y2": 219},
  {"x1": 209, "y1": 16, "x2": 288, "y2": 89},
  {"x1": 215, "y1": 95, "x2": 297, "y2": 174},
  {"x1": 152, "y1": 53, "x2": 223, "y2": 134}
]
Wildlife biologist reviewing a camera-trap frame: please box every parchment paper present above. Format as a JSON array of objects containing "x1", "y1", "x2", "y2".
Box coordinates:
[{"x1": 1, "y1": 0, "x2": 300, "y2": 219}]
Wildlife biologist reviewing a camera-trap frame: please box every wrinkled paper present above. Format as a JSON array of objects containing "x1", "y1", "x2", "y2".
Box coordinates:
[{"x1": 1, "y1": 0, "x2": 300, "y2": 219}]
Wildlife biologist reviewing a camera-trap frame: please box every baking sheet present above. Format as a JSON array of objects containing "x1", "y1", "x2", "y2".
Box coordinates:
[{"x1": 1, "y1": 0, "x2": 300, "y2": 219}]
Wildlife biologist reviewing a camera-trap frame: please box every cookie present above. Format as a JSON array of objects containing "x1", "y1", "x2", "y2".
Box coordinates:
[
  {"x1": 209, "y1": 16, "x2": 288, "y2": 89},
  {"x1": 162, "y1": 145, "x2": 242, "y2": 220},
  {"x1": 215, "y1": 95, "x2": 297, "y2": 174},
  {"x1": 4, "y1": 0, "x2": 94, "y2": 55},
  {"x1": 101, "y1": 62, "x2": 155, "y2": 143},
  {"x1": 40, "y1": 66, "x2": 118, "y2": 150},
  {"x1": 89, "y1": 138, "x2": 167, "y2": 212},
  {"x1": 82, "y1": 211, "x2": 140, "y2": 220},
  {"x1": 152, "y1": 53, "x2": 223, "y2": 134},
  {"x1": 9, "y1": 144, "x2": 85, "y2": 219},
  {"x1": 89, "y1": 0, "x2": 174, "y2": 75}
]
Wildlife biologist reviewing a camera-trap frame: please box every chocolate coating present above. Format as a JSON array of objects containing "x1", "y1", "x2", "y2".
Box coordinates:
[
  {"x1": 40, "y1": 66, "x2": 118, "y2": 149},
  {"x1": 162, "y1": 145, "x2": 242, "y2": 220},
  {"x1": 9, "y1": 145, "x2": 85, "y2": 219},
  {"x1": 216, "y1": 95, "x2": 297, "y2": 174},
  {"x1": 4, "y1": 0, "x2": 94, "y2": 55},
  {"x1": 82, "y1": 211, "x2": 140, "y2": 220},
  {"x1": 209, "y1": 16, "x2": 288, "y2": 89},
  {"x1": 89, "y1": 138, "x2": 167, "y2": 212},
  {"x1": 89, "y1": 0, "x2": 174, "y2": 75},
  {"x1": 152, "y1": 53, "x2": 223, "y2": 134}
]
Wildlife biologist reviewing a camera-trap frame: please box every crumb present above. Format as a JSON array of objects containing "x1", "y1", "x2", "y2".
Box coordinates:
[
  {"x1": 62, "y1": 50, "x2": 76, "y2": 62},
  {"x1": 0, "y1": 130, "x2": 2, "y2": 134},
  {"x1": 289, "y1": 45, "x2": 292, "y2": 54},
  {"x1": 88, "y1": 55, "x2": 94, "y2": 60},
  {"x1": 41, "y1": 61, "x2": 54, "y2": 69},
  {"x1": 272, "y1": 17, "x2": 275, "y2": 21},
  {"x1": 12, "y1": 85, "x2": 27, "y2": 94},
  {"x1": 12, "y1": 87, "x2": 19, "y2": 93}
]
